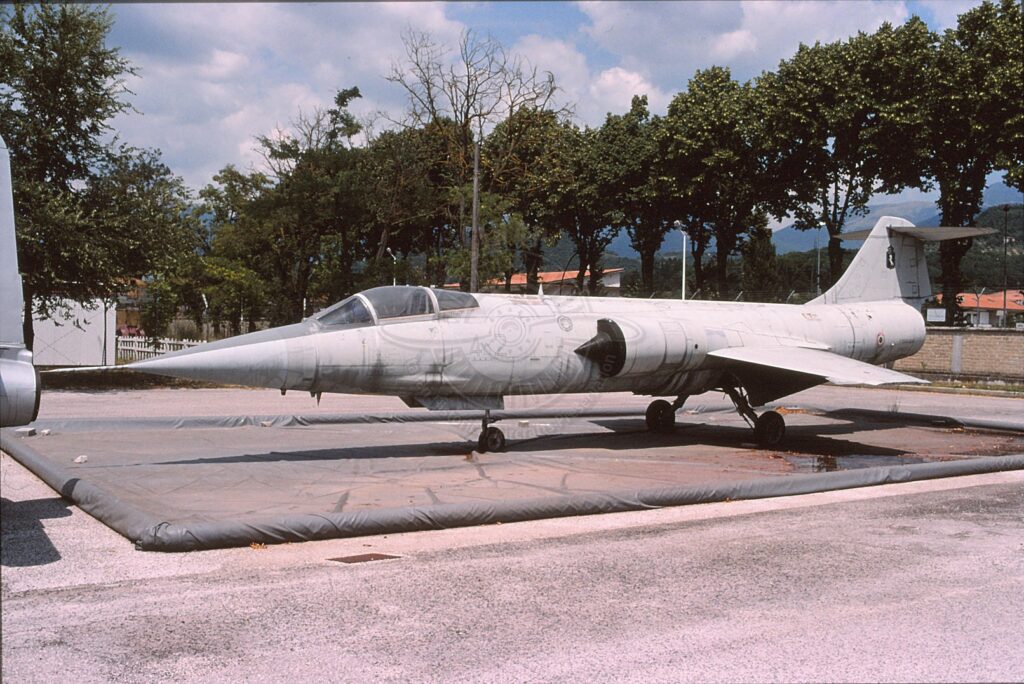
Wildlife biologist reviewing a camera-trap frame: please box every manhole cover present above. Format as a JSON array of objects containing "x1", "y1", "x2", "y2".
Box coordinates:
[{"x1": 328, "y1": 553, "x2": 401, "y2": 564}]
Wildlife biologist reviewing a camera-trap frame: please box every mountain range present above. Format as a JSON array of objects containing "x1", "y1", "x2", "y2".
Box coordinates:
[{"x1": 608, "y1": 182, "x2": 1023, "y2": 257}]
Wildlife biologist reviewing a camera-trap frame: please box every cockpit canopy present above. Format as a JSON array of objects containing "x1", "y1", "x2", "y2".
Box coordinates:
[{"x1": 314, "y1": 286, "x2": 478, "y2": 328}]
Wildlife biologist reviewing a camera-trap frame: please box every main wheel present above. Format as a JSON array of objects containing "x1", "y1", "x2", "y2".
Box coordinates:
[
  {"x1": 645, "y1": 399, "x2": 676, "y2": 433},
  {"x1": 753, "y1": 410, "x2": 786, "y2": 447},
  {"x1": 477, "y1": 426, "x2": 506, "y2": 453}
]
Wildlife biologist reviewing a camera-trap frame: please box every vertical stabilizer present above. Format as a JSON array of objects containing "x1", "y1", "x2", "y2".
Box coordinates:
[
  {"x1": 808, "y1": 216, "x2": 929, "y2": 305},
  {"x1": 0, "y1": 134, "x2": 41, "y2": 426},
  {"x1": 0, "y1": 135, "x2": 25, "y2": 347}
]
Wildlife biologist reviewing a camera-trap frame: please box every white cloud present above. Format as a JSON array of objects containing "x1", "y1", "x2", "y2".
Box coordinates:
[
  {"x1": 589, "y1": 68, "x2": 671, "y2": 123},
  {"x1": 100, "y1": 1, "x2": 988, "y2": 194},
  {"x1": 512, "y1": 35, "x2": 670, "y2": 126},
  {"x1": 578, "y1": 0, "x2": 915, "y2": 87},
  {"x1": 711, "y1": 29, "x2": 758, "y2": 61},
  {"x1": 198, "y1": 50, "x2": 250, "y2": 81},
  {"x1": 108, "y1": 3, "x2": 465, "y2": 190},
  {"x1": 915, "y1": 0, "x2": 980, "y2": 31}
]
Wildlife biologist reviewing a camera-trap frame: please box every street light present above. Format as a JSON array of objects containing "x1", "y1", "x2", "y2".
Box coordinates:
[
  {"x1": 815, "y1": 226, "x2": 823, "y2": 296},
  {"x1": 674, "y1": 220, "x2": 687, "y2": 300},
  {"x1": 1003, "y1": 204, "x2": 1010, "y2": 327},
  {"x1": 386, "y1": 247, "x2": 397, "y2": 287}
]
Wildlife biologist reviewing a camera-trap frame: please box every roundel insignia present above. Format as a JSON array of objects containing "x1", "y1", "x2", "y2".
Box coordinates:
[{"x1": 876, "y1": 333, "x2": 885, "y2": 347}]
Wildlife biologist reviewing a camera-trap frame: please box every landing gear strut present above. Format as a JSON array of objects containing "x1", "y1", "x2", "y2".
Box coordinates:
[
  {"x1": 723, "y1": 384, "x2": 786, "y2": 448},
  {"x1": 645, "y1": 396, "x2": 687, "y2": 433},
  {"x1": 477, "y1": 410, "x2": 506, "y2": 453}
]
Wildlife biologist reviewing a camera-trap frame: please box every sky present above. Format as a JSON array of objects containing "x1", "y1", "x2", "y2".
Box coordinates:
[{"x1": 105, "y1": 1, "x2": 984, "y2": 194}]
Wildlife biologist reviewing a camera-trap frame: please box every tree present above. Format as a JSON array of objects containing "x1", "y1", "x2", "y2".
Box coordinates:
[
  {"x1": 485, "y1": 107, "x2": 571, "y2": 293},
  {"x1": 741, "y1": 226, "x2": 781, "y2": 300},
  {"x1": 599, "y1": 96, "x2": 675, "y2": 296},
  {"x1": 543, "y1": 123, "x2": 620, "y2": 294},
  {"x1": 757, "y1": 18, "x2": 935, "y2": 288},
  {"x1": 2, "y1": 4, "x2": 195, "y2": 348},
  {"x1": 387, "y1": 28, "x2": 565, "y2": 289},
  {"x1": 921, "y1": 0, "x2": 1024, "y2": 323},
  {"x1": 196, "y1": 165, "x2": 274, "y2": 335},
  {"x1": 664, "y1": 67, "x2": 767, "y2": 297},
  {"x1": 249, "y1": 88, "x2": 368, "y2": 324}
]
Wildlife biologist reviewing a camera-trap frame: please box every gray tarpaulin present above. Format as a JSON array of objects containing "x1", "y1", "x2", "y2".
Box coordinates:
[
  {"x1": 4, "y1": 416, "x2": 1022, "y2": 551},
  {"x1": 23, "y1": 407, "x2": 647, "y2": 433}
]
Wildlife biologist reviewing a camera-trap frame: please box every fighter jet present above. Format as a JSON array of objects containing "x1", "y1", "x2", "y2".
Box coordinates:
[{"x1": 102, "y1": 216, "x2": 989, "y2": 452}]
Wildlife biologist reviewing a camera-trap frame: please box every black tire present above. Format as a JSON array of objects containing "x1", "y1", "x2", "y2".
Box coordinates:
[
  {"x1": 645, "y1": 399, "x2": 675, "y2": 433},
  {"x1": 478, "y1": 426, "x2": 506, "y2": 453},
  {"x1": 754, "y1": 410, "x2": 786, "y2": 447}
]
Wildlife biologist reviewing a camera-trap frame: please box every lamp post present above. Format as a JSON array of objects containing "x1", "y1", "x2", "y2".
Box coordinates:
[
  {"x1": 815, "y1": 226, "x2": 823, "y2": 296},
  {"x1": 386, "y1": 247, "x2": 397, "y2": 287},
  {"x1": 1003, "y1": 204, "x2": 1010, "y2": 327},
  {"x1": 674, "y1": 220, "x2": 687, "y2": 300}
]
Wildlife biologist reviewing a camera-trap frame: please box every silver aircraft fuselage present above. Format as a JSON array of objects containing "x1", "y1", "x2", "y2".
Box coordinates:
[{"x1": 133, "y1": 288, "x2": 925, "y2": 408}]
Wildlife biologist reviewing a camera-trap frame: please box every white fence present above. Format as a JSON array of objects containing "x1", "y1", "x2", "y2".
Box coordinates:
[{"x1": 116, "y1": 335, "x2": 203, "y2": 362}]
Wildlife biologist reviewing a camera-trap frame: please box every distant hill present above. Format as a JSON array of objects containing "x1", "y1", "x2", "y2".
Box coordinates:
[{"x1": 606, "y1": 181, "x2": 1022, "y2": 257}]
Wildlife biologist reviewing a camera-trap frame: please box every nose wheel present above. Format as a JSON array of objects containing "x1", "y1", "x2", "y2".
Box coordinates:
[
  {"x1": 722, "y1": 384, "x2": 786, "y2": 447},
  {"x1": 477, "y1": 410, "x2": 506, "y2": 453}
]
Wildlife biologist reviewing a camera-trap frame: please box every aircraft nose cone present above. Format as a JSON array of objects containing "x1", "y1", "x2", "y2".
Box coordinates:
[{"x1": 129, "y1": 322, "x2": 318, "y2": 390}]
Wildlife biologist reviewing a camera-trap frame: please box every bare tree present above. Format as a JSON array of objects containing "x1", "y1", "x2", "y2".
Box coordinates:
[{"x1": 387, "y1": 29, "x2": 569, "y2": 289}]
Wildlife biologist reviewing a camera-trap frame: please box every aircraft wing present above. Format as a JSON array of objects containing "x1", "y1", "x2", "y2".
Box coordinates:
[{"x1": 708, "y1": 346, "x2": 927, "y2": 387}]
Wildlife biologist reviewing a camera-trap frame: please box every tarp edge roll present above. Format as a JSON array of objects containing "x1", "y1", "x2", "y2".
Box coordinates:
[
  {"x1": 138, "y1": 454, "x2": 1024, "y2": 552},
  {"x1": 1, "y1": 429, "x2": 165, "y2": 544}
]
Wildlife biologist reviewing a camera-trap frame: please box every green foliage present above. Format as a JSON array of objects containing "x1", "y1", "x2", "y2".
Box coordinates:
[
  {"x1": 741, "y1": 227, "x2": 782, "y2": 300},
  {"x1": 928, "y1": 203, "x2": 1024, "y2": 292},
  {"x1": 757, "y1": 18, "x2": 935, "y2": 287},
  {"x1": 921, "y1": 0, "x2": 1023, "y2": 322},
  {"x1": 663, "y1": 67, "x2": 769, "y2": 297},
  {"x1": 6, "y1": 2, "x2": 1021, "y2": 334},
  {"x1": 139, "y1": 277, "x2": 179, "y2": 345},
  {"x1": 1, "y1": 4, "x2": 196, "y2": 349}
]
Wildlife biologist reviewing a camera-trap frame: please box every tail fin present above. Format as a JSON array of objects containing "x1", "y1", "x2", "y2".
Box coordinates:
[
  {"x1": 808, "y1": 216, "x2": 993, "y2": 306},
  {"x1": 0, "y1": 135, "x2": 25, "y2": 347},
  {"x1": 1, "y1": 134, "x2": 41, "y2": 427}
]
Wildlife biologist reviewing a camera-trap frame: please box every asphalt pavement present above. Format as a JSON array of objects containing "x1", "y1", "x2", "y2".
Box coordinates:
[
  {"x1": 2, "y1": 386, "x2": 1022, "y2": 681},
  {"x1": 3, "y1": 452, "x2": 1023, "y2": 682}
]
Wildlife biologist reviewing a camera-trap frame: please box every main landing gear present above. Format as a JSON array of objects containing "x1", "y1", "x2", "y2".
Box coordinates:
[
  {"x1": 645, "y1": 396, "x2": 687, "y2": 433},
  {"x1": 477, "y1": 410, "x2": 506, "y2": 453},
  {"x1": 722, "y1": 385, "x2": 786, "y2": 448}
]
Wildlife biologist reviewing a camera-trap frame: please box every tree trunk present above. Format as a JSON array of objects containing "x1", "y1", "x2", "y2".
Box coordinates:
[
  {"x1": 691, "y1": 241, "x2": 706, "y2": 295},
  {"x1": 523, "y1": 236, "x2": 543, "y2": 294},
  {"x1": 941, "y1": 239, "x2": 972, "y2": 325},
  {"x1": 640, "y1": 245, "x2": 656, "y2": 296},
  {"x1": 827, "y1": 234, "x2": 844, "y2": 289},
  {"x1": 715, "y1": 247, "x2": 730, "y2": 297},
  {"x1": 21, "y1": 287, "x2": 34, "y2": 352},
  {"x1": 587, "y1": 249, "x2": 603, "y2": 295}
]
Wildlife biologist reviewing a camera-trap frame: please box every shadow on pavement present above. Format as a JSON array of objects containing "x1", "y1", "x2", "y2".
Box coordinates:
[{"x1": 1, "y1": 496, "x2": 71, "y2": 567}]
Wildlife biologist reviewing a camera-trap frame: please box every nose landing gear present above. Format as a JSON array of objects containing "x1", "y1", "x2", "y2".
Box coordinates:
[
  {"x1": 722, "y1": 384, "x2": 786, "y2": 448},
  {"x1": 477, "y1": 410, "x2": 506, "y2": 453}
]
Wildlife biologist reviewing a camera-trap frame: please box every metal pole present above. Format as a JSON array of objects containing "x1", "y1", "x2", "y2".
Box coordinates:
[
  {"x1": 386, "y1": 247, "x2": 397, "y2": 287},
  {"x1": 1003, "y1": 204, "x2": 1009, "y2": 327},
  {"x1": 682, "y1": 229, "x2": 687, "y2": 300},
  {"x1": 470, "y1": 141, "x2": 480, "y2": 293},
  {"x1": 815, "y1": 226, "x2": 821, "y2": 296},
  {"x1": 675, "y1": 220, "x2": 686, "y2": 300}
]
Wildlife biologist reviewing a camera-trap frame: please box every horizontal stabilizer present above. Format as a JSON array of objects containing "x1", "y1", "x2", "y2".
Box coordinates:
[
  {"x1": 840, "y1": 226, "x2": 995, "y2": 242},
  {"x1": 43, "y1": 365, "x2": 127, "y2": 373},
  {"x1": 708, "y1": 346, "x2": 927, "y2": 386}
]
